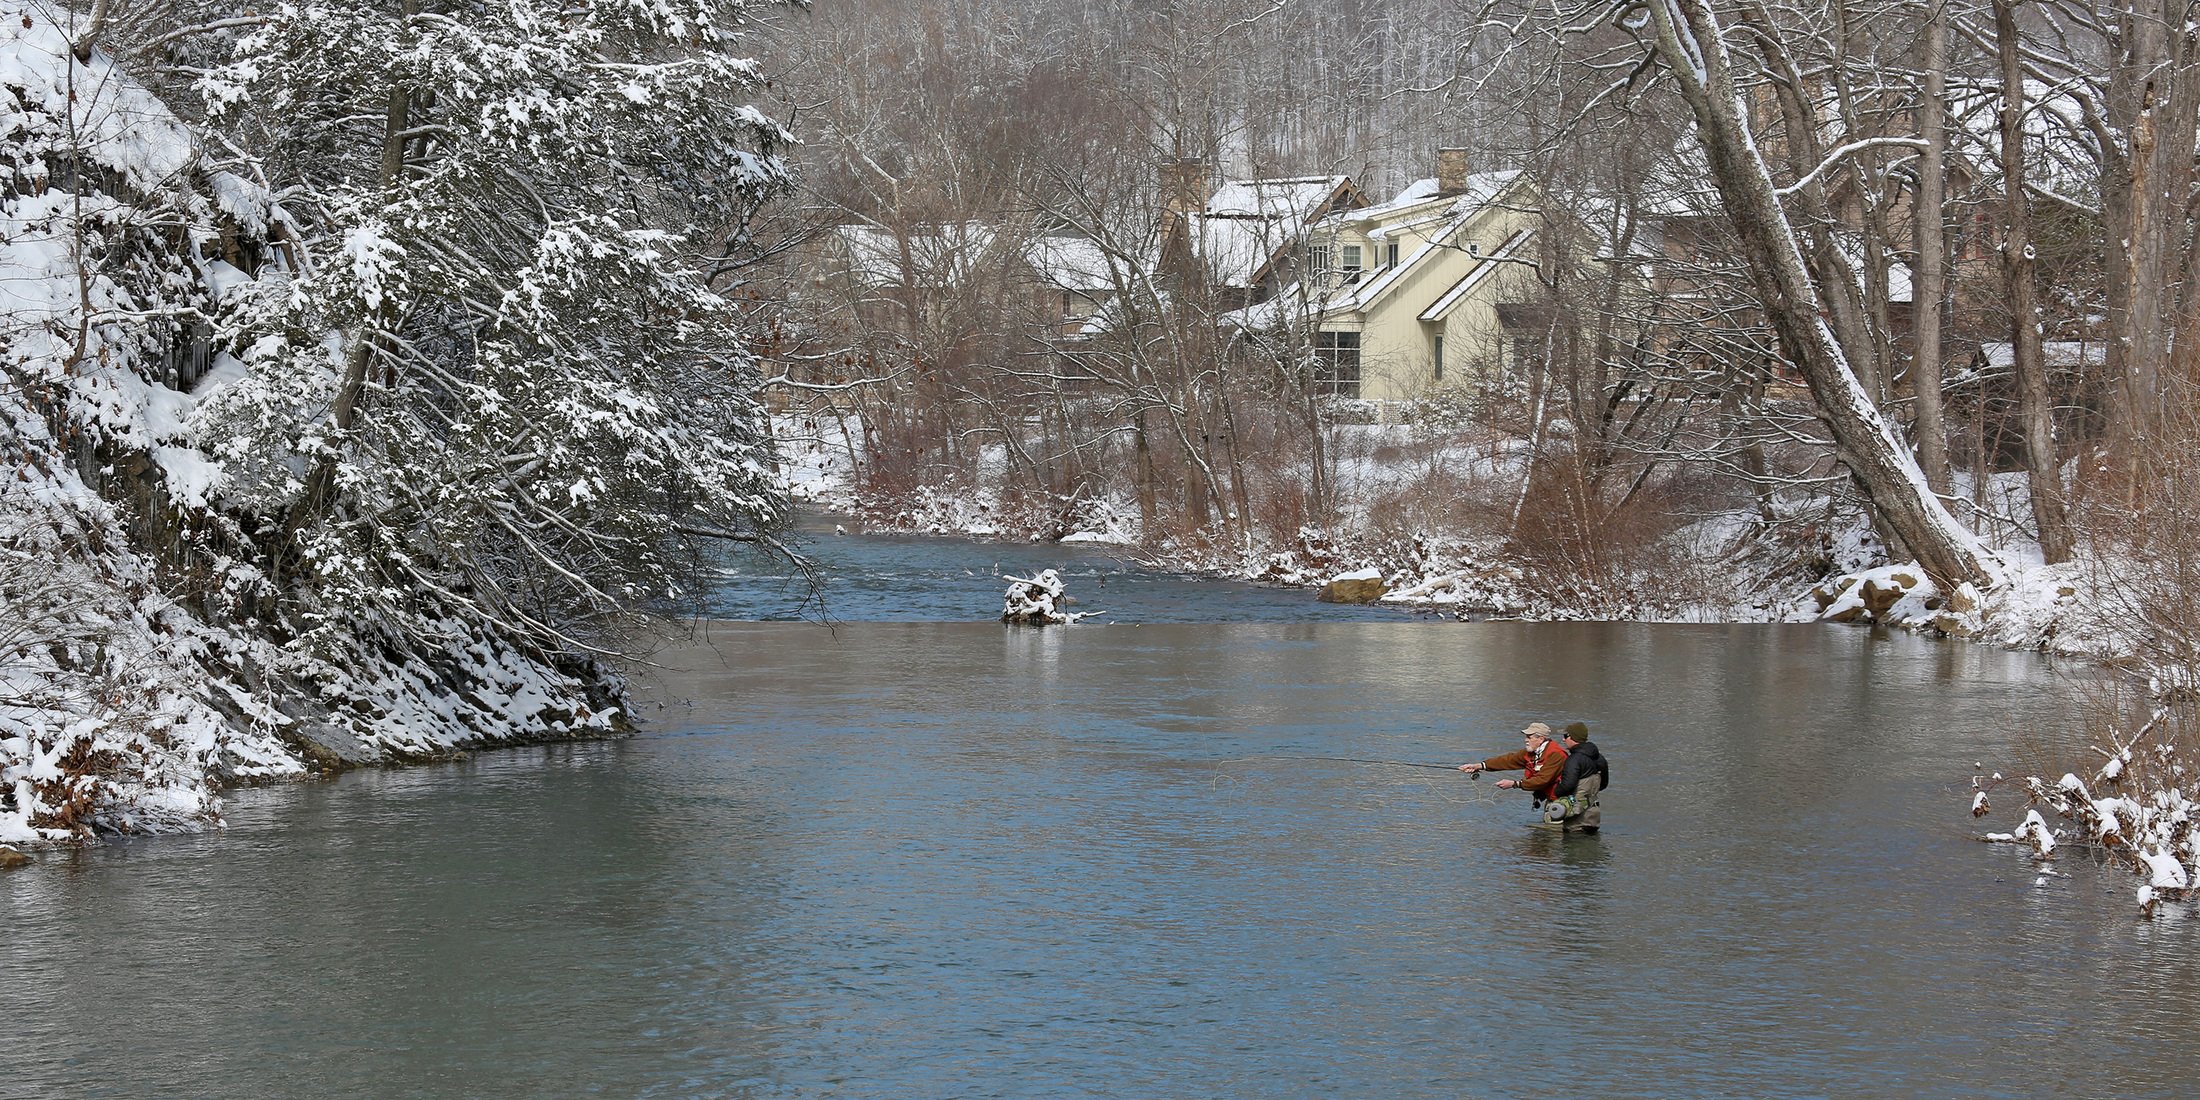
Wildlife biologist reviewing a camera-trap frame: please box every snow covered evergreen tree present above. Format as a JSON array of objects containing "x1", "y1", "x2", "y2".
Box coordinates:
[
  {"x1": 2, "y1": 0, "x2": 793, "y2": 841},
  {"x1": 192, "y1": 0, "x2": 794, "y2": 646}
]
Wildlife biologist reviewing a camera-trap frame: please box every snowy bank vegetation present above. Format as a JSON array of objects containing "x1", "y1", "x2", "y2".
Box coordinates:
[
  {"x1": 3, "y1": 0, "x2": 791, "y2": 843},
  {"x1": 757, "y1": 0, "x2": 2197, "y2": 906}
]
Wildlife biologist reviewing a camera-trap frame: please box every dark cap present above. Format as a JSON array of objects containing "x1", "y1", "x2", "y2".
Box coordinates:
[{"x1": 1562, "y1": 722, "x2": 1590, "y2": 742}]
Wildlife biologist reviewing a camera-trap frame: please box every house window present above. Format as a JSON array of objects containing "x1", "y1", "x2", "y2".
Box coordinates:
[
  {"x1": 1341, "y1": 244, "x2": 1364, "y2": 283},
  {"x1": 1315, "y1": 331, "x2": 1361, "y2": 397},
  {"x1": 1433, "y1": 334, "x2": 1444, "y2": 381},
  {"x1": 1496, "y1": 303, "x2": 1554, "y2": 378},
  {"x1": 1310, "y1": 244, "x2": 1332, "y2": 277},
  {"x1": 1385, "y1": 241, "x2": 1400, "y2": 267},
  {"x1": 1506, "y1": 335, "x2": 1546, "y2": 377}
]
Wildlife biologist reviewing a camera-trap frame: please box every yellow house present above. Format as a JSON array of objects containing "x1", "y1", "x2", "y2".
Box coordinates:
[{"x1": 1298, "y1": 151, "x2": 1551, "y2": 401}]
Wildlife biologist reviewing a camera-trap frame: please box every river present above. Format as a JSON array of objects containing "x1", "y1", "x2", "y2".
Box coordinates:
[{"x1": 3, "y1": 524, "x2": 2190, "y2": 1099}]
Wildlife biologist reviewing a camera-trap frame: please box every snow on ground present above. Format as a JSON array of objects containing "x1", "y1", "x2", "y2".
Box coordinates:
[
  {"x1": 3, "y1": 22, "x2": 622, "y2": 845},
  {"x1": 768, "y1": 410, "x2": 2102, "y2": 642}
]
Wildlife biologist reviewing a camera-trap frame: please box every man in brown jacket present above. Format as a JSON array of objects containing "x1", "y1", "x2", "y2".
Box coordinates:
[{"x1": 1457, "y1": 722, "x2": 1569, "y2": 806}]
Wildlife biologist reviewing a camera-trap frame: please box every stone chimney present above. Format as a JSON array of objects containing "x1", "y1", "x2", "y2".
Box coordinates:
[
  {"x1": 1436, "y1": 148, "x2": 1471, "y2": 197},
  {"x1": 1161, "y1": 157, "x2": 1209, "y2": 218}
]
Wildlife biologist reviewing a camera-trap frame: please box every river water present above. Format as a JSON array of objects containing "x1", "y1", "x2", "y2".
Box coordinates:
[{"x1": 4, "y1": 527, "x2": 2193, "y2": 1099}]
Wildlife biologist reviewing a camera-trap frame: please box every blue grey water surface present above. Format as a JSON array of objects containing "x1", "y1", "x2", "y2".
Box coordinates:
[
  {"x1": 2, "y1": 526, "x2": 2189, "y2": 1100},
  {"x1": 701, "y1": 514, "x2": 1418, "y2": 623}
]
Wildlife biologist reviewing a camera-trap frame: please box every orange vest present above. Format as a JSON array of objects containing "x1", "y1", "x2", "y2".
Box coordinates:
[{"x1": 1527, "y1": 743, "x2": 1569, "y2": 800}]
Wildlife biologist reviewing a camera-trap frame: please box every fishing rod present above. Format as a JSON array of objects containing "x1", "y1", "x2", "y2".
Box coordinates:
[{"x1": 1262, "y1": 755, "x2": 1476, "y2": 774}]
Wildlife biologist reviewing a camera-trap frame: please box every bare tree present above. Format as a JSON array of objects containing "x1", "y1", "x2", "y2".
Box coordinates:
[{"x1": 1629, "y1": 0, "x2": 2004, "y2": 589}]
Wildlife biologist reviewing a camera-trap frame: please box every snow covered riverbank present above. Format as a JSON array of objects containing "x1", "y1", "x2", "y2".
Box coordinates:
[
  {"x1": 3, "y1": 7, "x2": 773, "y2": 847},
  {"x1": 772, "y1": 411, "x2": 2102, "y2": 649}
]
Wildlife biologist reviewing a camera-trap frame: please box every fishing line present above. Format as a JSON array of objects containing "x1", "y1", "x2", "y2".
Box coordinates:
[
  {"x1": 1226, "y1": 754, "x2": 1466, "y2": 772},
  {"x1": 1207, "y1": 754, "x2": 1508, "y2": 807}
]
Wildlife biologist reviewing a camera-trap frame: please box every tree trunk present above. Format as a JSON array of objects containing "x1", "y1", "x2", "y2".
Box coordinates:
[
  {"x1": 2101, "y1": 0, "x2": 2200, "y2": 486},
  {"x1": 1992, "y1": 0, "x2": 2073, "y2": 563},
  {"x1": 1645, "y1": 0, "x2": 2002, "y2": 590},
  {"x1": 1910, "y1": 0, "x2": 1952, "y2": 494},
  {"x1": 1133, "y1": 410, "x2": 1158, "y2": 538},
  {"x1": 288, "y1": 14, "x2": 415, "y2": 540}
]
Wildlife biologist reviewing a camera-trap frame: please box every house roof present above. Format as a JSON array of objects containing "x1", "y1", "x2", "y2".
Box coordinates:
[
  {"x1": 1180, "y1": 214, "x2": 1297, "y2": 288},
  {"x1": 1418, "y1": 228, "x2": 1536, "y2": 322},
  {"x1": 1024, "y1": 234, "x2": 1125, "y2": 294},
  {"x1": 1321, "y1": 171, "x2": 1523, "y2": 238},
  {"x1": 1300, "y1": 171, "x2": 1533, "y2": 319},
  {"x1": 1172, "y1": 175, "x2": 1367, "y2": 290},
  {"x1": 823, "y1": 222, "x2": 999, "y2": 287},
  {"x1": 824, "y1": 222, "x2": 1134, "y2": 294},
  {"x1": 1204, "y1": 175, "x2": 1358, "y2": 223},
  {"x1": 1973, "y1": 341, "x2": 2105, "y2": 371},
  {"x1": 1348, "y1": 177, "x2": 1444, "y2": 224}
]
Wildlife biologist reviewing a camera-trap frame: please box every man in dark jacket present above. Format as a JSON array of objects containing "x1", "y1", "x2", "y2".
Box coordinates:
[{"x1": 1548, "y1": 721, "x2": 1608, "y2": 833}]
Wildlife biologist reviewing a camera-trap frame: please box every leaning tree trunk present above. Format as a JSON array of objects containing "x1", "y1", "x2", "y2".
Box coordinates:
[{"x1": 1644, "y1": 0, "x2": 2003, "y2": 591}]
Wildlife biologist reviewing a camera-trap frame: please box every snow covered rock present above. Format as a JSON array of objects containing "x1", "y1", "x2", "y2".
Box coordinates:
[
  {"x1": 0, "y1": 845, "x2": 29, "y2": 870},
  {"x1": 1001, "y1": 569, "x2": 1094, "y2": 625},
  {"x1": 1811, "y1": 566, "x2": 1931, "y2": 623},
  {"x1": 1320, "y1": 567, "x2": 1387, "y2": 604}
]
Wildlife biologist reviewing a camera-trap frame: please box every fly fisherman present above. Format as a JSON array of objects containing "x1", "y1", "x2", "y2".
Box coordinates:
[
  {"x1": 1547, "y1": 722, "x2": 1608, "y2": 834},
  {"x1": 1458, "y1": 722, "x2": 1569, "y2": 816}
]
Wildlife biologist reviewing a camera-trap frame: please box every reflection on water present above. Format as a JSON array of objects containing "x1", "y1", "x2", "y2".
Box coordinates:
[{"x1": 3, "y1": 621, "x2": 2189, "y2": 1099}]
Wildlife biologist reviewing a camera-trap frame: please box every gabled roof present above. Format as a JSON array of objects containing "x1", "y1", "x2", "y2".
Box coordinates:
[
  {"x1": 1205, "y1": 175, "x2": 1362, "y2": 223},
  {"x1": 1024, "y1": 234, "x2": 1127, "y2": 294},
  {"x1": 1418, "y1": 228, "x2": 1536, "y2": 322},
  {"x1": 1304, "y1": 171, "x2": 1533, "y2": 318},
  {"x1": 1180, "y1": 214, "x2": 1296, "y2": 289},
  {"x1": 1348, "y1": 177, "x2": 1443, "y2": 223},
  {"x1": 1171, "y1": 175, "x2": 1369, "y2": 290},
  {"x1": 1322, "y1": 171, "x2": 1523, "y2": 237}
]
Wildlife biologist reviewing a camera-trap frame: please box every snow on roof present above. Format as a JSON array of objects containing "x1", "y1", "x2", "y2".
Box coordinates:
[
  {"x1": 824, "y1": 222, "x2": 1001, "y2": 287},
  {"x1": 1306, "y1": 172, "x2": 1531, "y2": 315},
  {"x1": 1418, "y1": 228, "x2": 1535, "y2": 322},
  {"x1": 1185, "y1": 213, "x2": 1302, "y2": 289},
  {"x1": 1205, "y1": 176, "x2": 1352, "y2": 223},
  {"x1": 1348, "y1": 178, "x2": 1443, "y2": 224},
  {"x1": 1320, "y1": 170, "x2": 1523, "y2": 238},
  {"x1": 1974, "y1": 341, "x2": 2106, "y2": 370},
  {"x1": 1023, "y1": 235, "x2": 1125, "y2": 294}
]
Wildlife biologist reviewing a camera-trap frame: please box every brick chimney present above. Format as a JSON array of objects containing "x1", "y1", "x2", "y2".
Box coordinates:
[
  {"x1": 1436, "y1": 148, "x2": 1471, "y2": 197},
  {"x1": 1161, "y1": 157, "x2": 1209, "y2": 217}
]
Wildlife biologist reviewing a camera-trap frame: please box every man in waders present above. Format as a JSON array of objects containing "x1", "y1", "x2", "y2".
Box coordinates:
[
  {"x1": 1548, "y1": 721, "x2": 1608, "y2": 834},
  {"x1": 1457, "y1": 723, "x2": 1569, "y2": 821}
]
